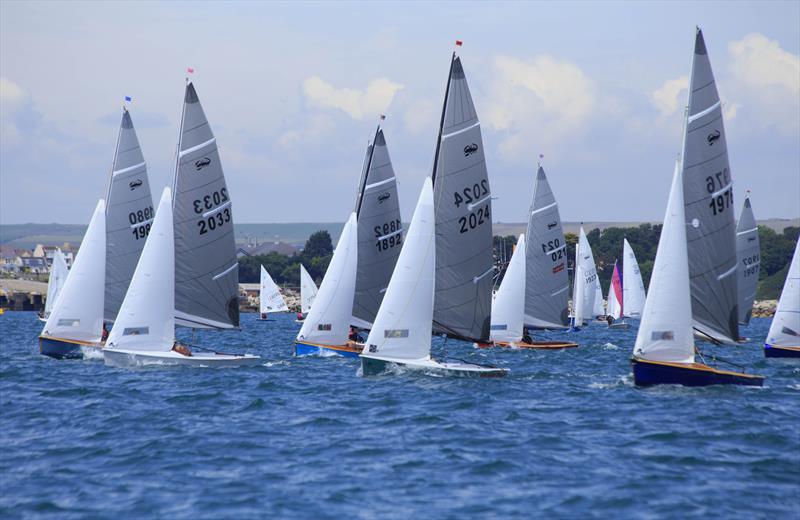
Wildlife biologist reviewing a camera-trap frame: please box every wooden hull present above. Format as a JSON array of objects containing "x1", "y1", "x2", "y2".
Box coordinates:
[
  {"x1": 631, "y1": 358, "x2": 763, "y2": 387},
  {"x1": 764, "y1": 345, "x2": 800, "y2": 358},
  {"x1": 293, "y1": 340, "x2": 363, "y2": 359},
  {"x1": 39, "y1": 336, "x2": 104, "y2": 359},
  {"x1": 476, "y1": 340, "x2": 578, "y2": 350}
]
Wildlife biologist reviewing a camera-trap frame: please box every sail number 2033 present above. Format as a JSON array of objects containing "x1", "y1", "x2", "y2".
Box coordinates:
[{"x1": 193, "y1": 188, "x2": 231, "y2": 235}]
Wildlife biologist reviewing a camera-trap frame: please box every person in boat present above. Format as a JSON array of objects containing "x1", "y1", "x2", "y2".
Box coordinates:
[
  {"x1": 172, "y1": 343, "x2": 193, "y2": 356},
  {"x1": 348, "y1": 327, "x2": 360, "y2": 343},
  {"x1": 296, "y1": 312, "x2": 304, "y2": 321},
  {"x1": 101, "y1": 323, "x2": 109, "y2": 342},
  {"x1": 260, "y1": 312, "x2": 267, "y2": 320},
  {"x1": 606, "y1": 315, "x2": 614, "y2": 326},
  {"x1": 521, "y1": 327, "x2": 533, "y2": 345}
]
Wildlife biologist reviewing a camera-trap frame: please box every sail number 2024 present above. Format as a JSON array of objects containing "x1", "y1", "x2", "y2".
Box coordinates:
[{"x1": 453, "y1": 180, "x2": 490, "y2": 234}]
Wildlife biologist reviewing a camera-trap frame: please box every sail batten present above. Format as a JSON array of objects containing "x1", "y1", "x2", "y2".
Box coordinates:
[
  {"x1": 431, "y1": 54, "x2": 493, "y2": 342},
  {"x1": 172, "y1": 82, "x2": 239, "y2": 330}
]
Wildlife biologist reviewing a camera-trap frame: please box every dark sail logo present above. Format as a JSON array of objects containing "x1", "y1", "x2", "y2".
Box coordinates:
[
  {"x1": 463, "y1": 143, "x2": 479, "y2": 156},
  {"x1": 546, "y1": 220, "x2": 557, "y2": 229},
  {"x1": 553, "y1": 263, "x2": 565, "y2": 274},
  {"x1": 129, "y1": 179, "x2": 143, "y2": 191},
  {"x1": 377, "y1": 192, "x2": 391, "y2": 204},
  {"x1": 195, "y1": 157, "x2": 211, "y2": 170},
  {"x1": 707, "y1": 130, "x2": 721, "y2": 145}
]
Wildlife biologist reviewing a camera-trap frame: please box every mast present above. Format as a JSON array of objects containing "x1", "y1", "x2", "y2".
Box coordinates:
[
  {"x1": 430, "y1": 53, "x2": 455, "y2": 186},
  {"x1": 354, "y1": 125, "x2": 380, "y2": 216}
]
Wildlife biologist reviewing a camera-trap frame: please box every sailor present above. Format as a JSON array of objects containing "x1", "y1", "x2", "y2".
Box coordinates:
[
  {"x1": 521, "y1": 327, "x2": 533, "y2": 344},
  {"x1": 606, "y1": 315, "x2": 614, "y2": 326},
  {"x1": 348, "y1": 327, "x2": 360, "y2": 343},
  {"x1": 101, "y1": 323, "x2": 109, "y2": 342}
]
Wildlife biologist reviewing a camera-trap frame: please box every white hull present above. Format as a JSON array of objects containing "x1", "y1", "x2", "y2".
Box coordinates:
[
  {"x1": 361, "y1": 354, "x2": 507, "y2": 378},
  {"x1": 104, "y1": 348, "x2": 260, "y2": 368}
]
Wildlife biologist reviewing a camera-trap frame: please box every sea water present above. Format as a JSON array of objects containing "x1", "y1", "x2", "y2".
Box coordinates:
[{"x1": 1, "y1": 312, "x2": 797, "y2": 518}]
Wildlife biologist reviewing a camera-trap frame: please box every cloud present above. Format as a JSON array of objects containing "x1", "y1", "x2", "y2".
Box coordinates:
[
  {"x1": 650, "y1": 76, "x2": 688, "y2": 117},
  {"x1": 727, "y1": 33, "x2": 799, "y2": 134},
  {"x1": 483, "y1": 54, "x2": 596, "y2": 161},
  {"x1": 302, "y1": 76, "x2": 404, "y2": 120}
]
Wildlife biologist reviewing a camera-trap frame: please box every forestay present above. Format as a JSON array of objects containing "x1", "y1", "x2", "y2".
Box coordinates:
[
  {"x1": 431, "y1": 54, "x2": 493, "y2": 342},
  {"x1": 104, "y1": 108, "x2": 154, "y2": 322},
  {"x1": 353, "y1": 127, "x2": 403, "y2": 328},
  {"x1": 682, "y1": 28, "x2": 739, "y2": 344},
  {"x1": 490, "y1": 234, "x2": 525, "y2": 344},
  {"x1": 736, "y1": 196, "x2": 760, "y2": 325},
  {"x1": 524, "y1": 166, "x2": 570, "y2": 329},
  {"x1": 364, "y1": 178, "x2": 435, "y2": 361},
  {"x1": 44, "y1": 249, "x2": 69, "y2": 319},
  {"x1": 297, "y1": 214, "x2": 358, "y2": 346},
  {"x1": 622, "y1": 239, "x2": 646, "y2": 317},
  {"x1": 172, "y1": 82, "x2": 239, "y2": 329},
  {"x1": 260, "y1": 266, "x2": 288, "y2": 314},
  {"x1": 765, "y1": 239, "x2": 799, "y2": 348},
  {"x1": 634, "y1": 161, "x2": 695, "y2": 364},
  {"x1": 42, "y1": 200, "x2": 106, "y2": 343},
  {"x1": 300, "y1": 264, "x2": 318, "y2": 314},
  {"x1": 107, "y1": 188, "x2": 175, "y2": 353}
]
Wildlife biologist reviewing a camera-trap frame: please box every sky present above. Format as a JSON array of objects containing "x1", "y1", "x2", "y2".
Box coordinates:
[{"x1": 1, "y1": 1, "x2": 798, "y2": 226}]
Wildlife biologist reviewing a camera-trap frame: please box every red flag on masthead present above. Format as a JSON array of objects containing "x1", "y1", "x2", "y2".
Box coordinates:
[
  {"x1": 380, "y1": 114, "x2": 386, "y2": 120},
  {"x1": 455, "y1": 40, "x2": 463, "y2": 47},
  {"x1": 187, "y1": 67, "x2": 195, "y2": 74}
]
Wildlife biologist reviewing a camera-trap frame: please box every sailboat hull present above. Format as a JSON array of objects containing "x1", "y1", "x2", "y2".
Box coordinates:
[
  {"x1": 361, "y1": 355, "x2": 508, "y2": 378},
  {"x1": 608, "y1": 322, "x2": 629, "y2": 330},
  {"x1": 39, "y1": 336, "x2": 104, "y2": 359},
  {"x1": 631, "y1": 358, "x2": 763, "y2": 387},
  {"x1": 103, "y1": 348, "x2": 260, "y2": 368},
  {"x1": 476, "y1": 340, "x2": 578, "y2": 350},
  {"x1": 293, "y1": 340, "x2": 363, "y2": 359},
  {"x1": 764, "y1": 345, "x2": 800, "y2": 358}
]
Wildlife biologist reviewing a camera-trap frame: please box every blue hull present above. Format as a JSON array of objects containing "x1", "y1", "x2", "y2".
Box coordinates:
[
  {"x1": 765, "y1": 345, "x2": 800, "y2": 358},
  {"x1": 39, "y1": 337, "x2": 90, "y2": 359},
  {"x1": 632, "y1": 359, "x2": 763, "y2": 387},
  {"x1": 293, "y1": 341, "x2": 361, "y2": 359}
]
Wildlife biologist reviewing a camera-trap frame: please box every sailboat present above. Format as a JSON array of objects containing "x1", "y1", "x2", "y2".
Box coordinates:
[
  {"x1": 682, "y1": 28, "x2": 741, "y2": 345},
  {"x1": 430, "y1": 52, "x2": 494, "y2": 344},
  {"x1": 606, "y1": 260, "x2": 629, "y2": 329},
  {"x1": 294, "y1": 214, "x2": 360, "y2": 357},
  {"x1": 296, "y1": 263, "x2": 318, "y2": 322},
  {"x1": 172, "y1": 82, "x2": 240, "y2": 331},
  {"x1": 764, "y1": 238, "x2": 799, "y2": 358},
  {"x1": 631, "y1": 160, "x2": 763, "y2": 386},
  {"x1": 39, "y1": 249, "x2": 68, "y2": 322},
  {"x1": 39, "y1": 200, "x2": 107, "y2": 358},
  {"x1": 622, "y1": 238, "x2": 646, "y2": 319},
  {"x1": 736, "y1": 195, "x2": 760, "y2": 325},
  {"x1": 104, "y1": 188, "x2": 260, "y2": 367},
  {"x1": 105, "y1": 108, "x2": 155, "y2": 323},
  {"x1": 570, "y1": 226, "x2": 598, "y2": 328},
  {"x1": 481, "y1": 234, "x2": 577, "y2": 349},
  {"x1": 258, "y1": 266, "x2": 288, "y2": 320},
  {"x1": 592, "y1": 275, "x2": 605, "y2": 322},
  {"x1": 360, "y1": 178, "x2": 507, "y2": 377},
  {"x1": 352, "y1": 126, "x2": 403, "y2": 330}
]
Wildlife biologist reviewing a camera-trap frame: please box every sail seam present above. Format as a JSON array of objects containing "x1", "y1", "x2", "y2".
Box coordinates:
[{"x1": 179, "y1": 137, "x2": 216, "y2": 157}]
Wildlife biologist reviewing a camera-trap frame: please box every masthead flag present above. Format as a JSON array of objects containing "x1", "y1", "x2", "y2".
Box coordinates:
[
  {"x1": 380, "y1": 114, "x2": 386, "y2": 120},
  {"x1": 124, "y1": 96, "x2": 132, "y2": 102},
  {"x1": 187, "y1": 67, "x2": 195, "y2": 74},
  {"x1": 455, "y1": 40, "x2": 463, "y2": 46}
]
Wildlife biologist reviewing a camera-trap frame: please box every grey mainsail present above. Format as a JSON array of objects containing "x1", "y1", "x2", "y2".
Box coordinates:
[
  {"x1": 736, "y1": 195, "x2": 759, "y2": 325},
  {"x1": 431, "y1": 54, "x2": 493, "y2": 342},
  {"x1": 524, "y1": 166, "x2": 569, "y2": 328},
  {"x1": 172, "y1": 82, "x2": 239, "y2": 329},
  {"x1": 682, "y1": 28, "x2": 739, "y2": 344},
  {"x1": 104, "y1": 108, "x2": 155, "y2": 322},
  {"x1": 352, "y1": 126, "x2": 403, "y2": 328}
]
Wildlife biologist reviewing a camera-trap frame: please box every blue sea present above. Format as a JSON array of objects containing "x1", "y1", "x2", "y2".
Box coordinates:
[{"x1": 1, "y1": 312, "x2": 798, "y2": 519}]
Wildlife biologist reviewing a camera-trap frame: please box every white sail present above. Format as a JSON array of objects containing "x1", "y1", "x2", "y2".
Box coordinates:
[
  {"x1": 622, "y1": 239, "x2": 646, "y2": 318},
  {"x1": 607, "y1": 282, "x2": 621, "y2": 320},
  {"x1": 297, "y1": 214, "x2": 358, "y2": 345},
  {"x1": 42, "y1": 200, "x2": 106, "y2": 342},
  {"x1": 634, "y1": 161, "x2": 694, "y2": 363},
  {"x1": 573, "y1": 227, "x2": 597, "y2": 325},
  {"x1": 593, "y1": 277, "x2": 605, "y2": 317},
  {"x1": 300, "y1": 264, "x2": 318, "y2": 314},
  {"x1": 736, "y1": 196, "x2": 760, "y2": 324},
  {"x1": 106, "y1": 188, "x2": 175, "y2": 353},
  {"x1": 260, "y1": 266, "x2": 288, "y2": 314},
  {"x1": 766, "y1": 239, "x2": 800, "y2": 348},
  {"x1": 44, "y1": 249, "x2": 69, "y2": 319},
  {"x1": 490, "y1": 234, "x2": 526, "y2": 344},
  {"x1": 363, "y1": 178, "x2": 435, "y2": 361}
]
